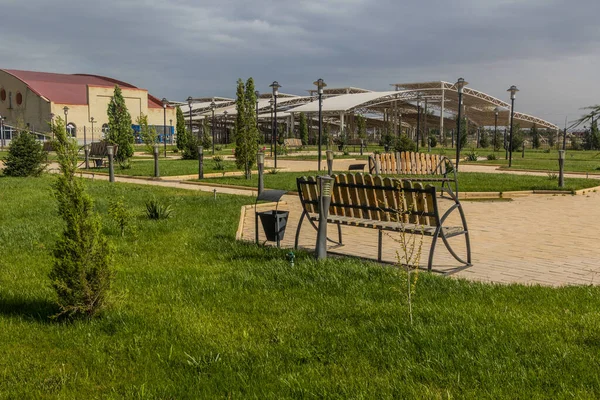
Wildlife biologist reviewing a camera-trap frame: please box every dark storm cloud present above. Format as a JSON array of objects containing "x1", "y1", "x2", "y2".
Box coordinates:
[{"x1": 0, "y1": 0, "x2": 598, "y2": 124}]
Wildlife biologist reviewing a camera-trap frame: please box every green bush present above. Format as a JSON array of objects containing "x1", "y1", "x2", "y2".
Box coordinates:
[
  {"x1": 181, "y1": 134, "x2": 199, "y2": 160},
  {"x1": 49, "y1": 118, "x2": 112, "y2": 319},
  {"x1": 429, "y1": 135, "x2": 438, "y2": 148},
  {"x1": 393, "y1": 134, "x2": 416, "y2": 153},
  {"x1": 213, "y1": 155, "x2": 224, "y2": 170},
  {"x1": 2, "y1": 131, "x2": 46, "y2": 177},
  {"x1": 108, "y1": 196, "x2": 133, "y2": 237},
  {"x1": 487, "y1": 153, "x2": 498, "y2": 161},
  {"x1": 465, "y1": 151, "x2": 479, "y2": 161}
]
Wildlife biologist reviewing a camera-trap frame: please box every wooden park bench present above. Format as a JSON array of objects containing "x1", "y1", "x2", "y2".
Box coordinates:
[
  {"x1": 368, "y1": 151, "x2": 459, "y2": 194},
  {"x1": 89, "y1": 141, "x2": 118, "y2": 167},
  {"x1": 283, "y1": 138, "x2": 303, "y2": 151},
  {"x1": 347, "y1": 138, "x2": 367, "y2": 152},
  {"x1": 295, "y1": 173, "x2": 471, "y2": 271}
]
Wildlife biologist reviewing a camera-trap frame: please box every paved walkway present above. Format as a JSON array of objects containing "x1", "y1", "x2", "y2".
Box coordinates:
[{"x1": 241, "y1": 190, "x2": 600, "y2": 286}]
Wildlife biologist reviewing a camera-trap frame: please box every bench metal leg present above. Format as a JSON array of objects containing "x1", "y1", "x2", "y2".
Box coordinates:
[
  {"x1": 428, "y1": 227, "x2": 442, "y2": 271},
  {"x1": 294, "y1": 211, "x2": 306, "y2": 250},
  {"x1": 378, "y1": 229, "x2": 383, "y2": 262}
]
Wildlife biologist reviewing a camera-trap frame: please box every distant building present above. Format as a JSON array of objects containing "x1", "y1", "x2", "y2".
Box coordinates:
[{"x1": 0, "y1": 69, "x2": 175, "y2": 143}]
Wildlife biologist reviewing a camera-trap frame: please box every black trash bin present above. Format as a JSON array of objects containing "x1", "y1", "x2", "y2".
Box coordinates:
[
  {"x1": 257, "y1": 210, "x2": 289, "y2": 242},
  {"x1": 254, "y1": 189, "x2": 289, "y2": 248}
]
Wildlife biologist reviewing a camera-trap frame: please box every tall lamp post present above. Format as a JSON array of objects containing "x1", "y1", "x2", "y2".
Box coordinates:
[
  {"x1": 210, "y1": 101, "x2": 216, "y2": 154},
  {"x1": 90, "y1": 117, "x2": 95, "y2": 143},
  {"x1": 187, "y1": 96, "x2": 194, "y2": 142},
  {"x1": 455, "y1": 78, "x2": 467, "y2": 171},
  {"x1": 254, "y1": 91, "x2": 260, "y2": 129},
  {"x1": 223, "y1": 110, "x2": 229, "y2": 144},
  {"x1": 313, "y1": 78, "x2": 326, "y2": 171},
  {"x1": 63, "y1": 106, "x2": 69, "y2": 136},
  {"x1": 507, "y1": 85, "x2": 519, "y2": 167},
  {"x1": 269, "y1": 98, "x2": 274, "y2": 153},
  {"x1": 270, "y1": 81, "x2": 281, "y2": 169},
  {"x1": 493, "y1": 107, "x2": 500, "y2": 152},
  {"x1": 161, "y1": 98, "x2": 168, "y2": 157},
  {"x1": 415, "y1": 95, "x2": 422, "y2": 152}
]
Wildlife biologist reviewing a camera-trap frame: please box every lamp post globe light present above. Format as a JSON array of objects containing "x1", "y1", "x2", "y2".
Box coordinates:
[
  {"x1": 313, "y1": 78, "x2": 326, "y2": 172},
  {"x1": 90, "y1": 116, "x2": 95, "y2": 143},
  {"x1": 63, "y1": 106, "x2": 69, "y2": 136},
  {"x1": 187, "y1": 96, "x2": 194, "y2": 142},
  {"x1": 455, "y1": 78, "x2": 467, "y2": 171},
  {"x1": 507, "y1": 85, "x2": 519, "y2": 168},
  {"x1": 415, "y1": 95, "x2": 422, "y2": 152},
  {"x1": 161, "y1": 98, "x2": 168, "y2": 157},
  {"x1": 270, "y1": 81, "x2": 281, "y2": 169}
]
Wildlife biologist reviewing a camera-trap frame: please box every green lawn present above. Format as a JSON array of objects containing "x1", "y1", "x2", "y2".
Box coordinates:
[
  {"x1": 198, "y1": 171, "x2": 598, "y2": 193},
  {"x1": 2, "y1": 176, "x2": 600, "y2": 397},
  {"x1": 90, "y1": 158, "x2": 239, "y2": 177},
  {"x1": 464, "y1": 148, "x2": 600, "y2": 173}
]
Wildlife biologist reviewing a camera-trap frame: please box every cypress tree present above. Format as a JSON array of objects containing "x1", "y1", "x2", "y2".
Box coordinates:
[
  {"x1": 106, "y1": 85, "x2": 134, "y2": 165},
  {"x1": 299, "y1": 113, "x2": 308, "y2": 145},
  {"x1": 2, "y1": 125, "x2": 46, "y2": 177},
  {"x1": 176, "y1": 106, "x2": 188, "y2": 151},
  {"x1": 356, "y1": 115, "x2": 367, "y2": 140},
  {"x1": 531, "y1": 123, "x2": 540, "y2": 149}
]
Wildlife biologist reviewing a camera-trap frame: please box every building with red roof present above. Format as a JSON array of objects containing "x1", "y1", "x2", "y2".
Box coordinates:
[{"x1": 0, "y1": 69, "x2": 175, "y2": 142}]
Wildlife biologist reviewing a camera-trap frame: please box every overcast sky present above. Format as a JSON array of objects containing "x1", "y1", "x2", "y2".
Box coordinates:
[{"x1": 1, "y1": 0, "x2": 598, "y2": 126}]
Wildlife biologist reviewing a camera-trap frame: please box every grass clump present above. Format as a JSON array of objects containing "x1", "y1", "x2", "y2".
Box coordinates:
[{"x1": 145, "y1": 198, "x2": 173, "y2": 220}]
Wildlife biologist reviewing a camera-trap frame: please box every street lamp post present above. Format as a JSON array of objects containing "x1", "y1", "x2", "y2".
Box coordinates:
[
  {"x1": 254, "y1": 91, "x2": 260, "y2": 129},
  {"x1": 90, "y1": 117, "x2": 95, "y2": 143},
  {"x1": 455, "y1": 78, "x2": 467, "y2": 171},
  {"x1": 187, "y1": 96, "x2": 194, "y2": 142},
  {"x1": 210, "y1": 101, "x2": 216, "y2": 154},
  {"x1": 493, "y1": 107, "x2": 499, "y2": 152},
  {"x1": 269, "y1": 99, "x2": 274, "y2": 154},
  {"x1": 63, "y1": 106, "x2": 69, "y2": 137},
  {"x1": 415, "y1": 95, "x2": 422, "y2": 152},
  {"x1": 223, "y1": 110, "x2": 228, "y2": 144},
  {"x1": 313, "y1": 78, "x2": 327, "y2": 171},
  {"x1": 507, "y1": 85, "x2": 519, "y2": 168},
  {"x1": 161, "y1": 98, "x2": 168, "y2": 157},
  {"x1": 270, "y1": 81, "x2": 281, "y2": 169}
]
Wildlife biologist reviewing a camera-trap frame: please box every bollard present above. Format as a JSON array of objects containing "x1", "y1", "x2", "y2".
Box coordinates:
[
  {"x1": 198, "y1": 146, "x2": 204, "y2": 179},
  {"x1": 257, "y1": 151, "x2": 265, "y2": 196},
  {"x1": 213, "y1": 188, "x2": 217, "y2": 200},
  {"x1": 315, "y1": 175, "x2": 334, "y2": 260},
  {"x1": 326, "y1": 150, "x2": 334, "y2": 175},
  {"x1": 84, "y1": 144, "x2": 90, "y2": 169},
  {"x1": 558, "y1": 150, "x2": 565, "y2": 188},
  {"x1": 107, "y1": 145, "x2": 115, "y2": 183},
  {"x1": 153, "y1": 145, "x2": 160, "y2": 178}
]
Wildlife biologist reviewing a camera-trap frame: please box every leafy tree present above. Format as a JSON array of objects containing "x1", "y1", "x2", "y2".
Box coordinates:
[
  {"x1": 106, "y1": 85, "x2": 134, "y2": 165},
  {"x1": 136, "y1": 114, "x2": 157, "y2": 153},
  {"x1": 49, "y1": 117, "x2": 112, "y2": 319},
  {"x1": 509, "y1": 123, "x2": 524, "y2": 153},
  {"x1": 176, "y1": 106, "x2": 188, "y2": 151},
  {"x1": 299, "y1": 113, "x2": 309, "y2": 145},
  {"x1": 2, "y1": 124, "x2": 46, "y2": 177},
  {"x1": 531, "y1": 123, "x2": 540, "y2": 149},
  {"x1": 356, "y1": 114, "x2": 367, "y2": 141}
]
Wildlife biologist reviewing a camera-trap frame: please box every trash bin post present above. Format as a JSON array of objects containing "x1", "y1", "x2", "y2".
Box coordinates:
[
  {"x1": 316, "y1": 175, "x2": 334, "y2": 260},
  {"x1": 198, "y1": 146, "x2": 204, "y2": 179},
  {"x1": 107, "y1": 145, "x2": 115, "y2": 183},
  {"x1": 153, "y1": 145, "x2": 160, "y2": 178},
  {"x1": 257, "y1": 151, "x2": 265, "y2": 196},
  {"x1": 326, "y1": 150, "x2": 333, "y2": 176},
  {"x1": 84, "y1": 144, "x2": 90, "y2": 169},
  {"x1": 558, "y1": 150, "x2": 565, "y2": 188}
]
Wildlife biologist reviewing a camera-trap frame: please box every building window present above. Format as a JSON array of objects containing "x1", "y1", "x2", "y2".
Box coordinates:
[
  {"x1": 16, "y1": 92, "x2": 22, "y2": 106},
  {"x1": 0, "y1": 89, "x2": 5, "y2": 102},
  {"x1": 66, "y1": 123, "x2": 77, "y2": 138}
]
